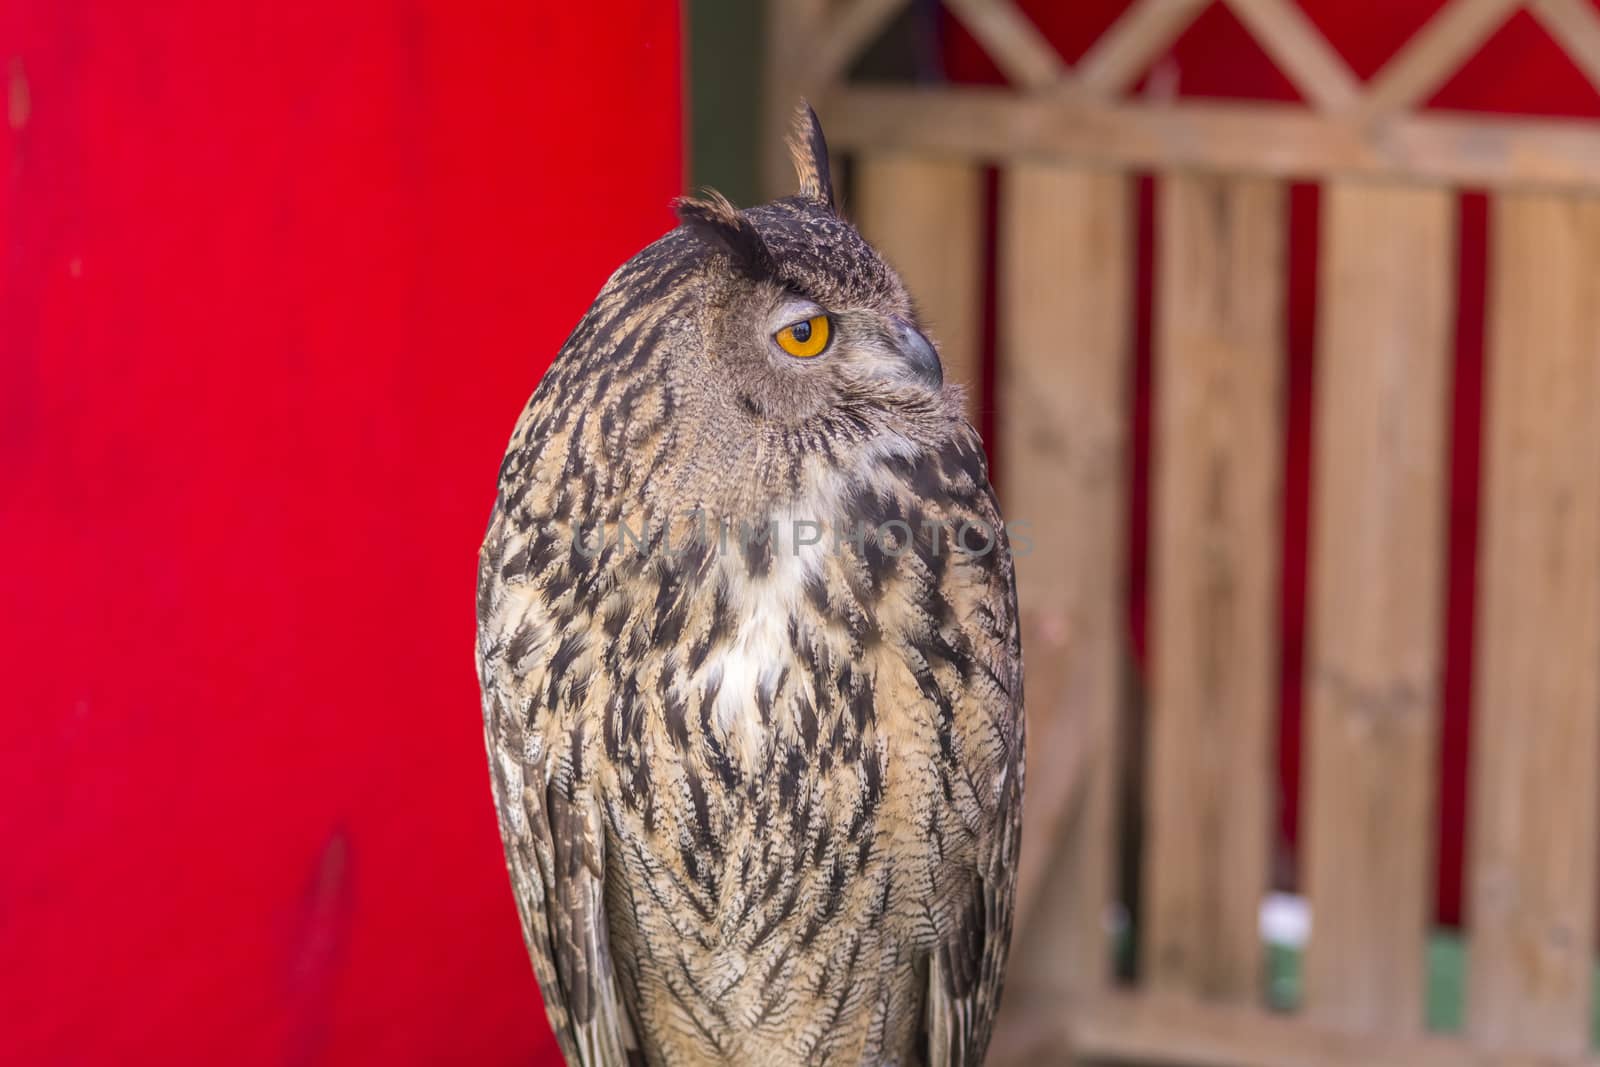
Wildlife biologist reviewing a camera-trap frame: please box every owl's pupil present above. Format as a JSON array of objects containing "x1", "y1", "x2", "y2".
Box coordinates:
[{"x1": 791, "y1": 321, "x2": 812, "y2": 343}]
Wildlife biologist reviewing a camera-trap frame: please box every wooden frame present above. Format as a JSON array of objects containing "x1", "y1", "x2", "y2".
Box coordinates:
[
  {"x1": 824, "y1": 87, "x2": 1600, "y2": 192},
  {"x1": 769, "y1": 1, "x2": 1600, "y2": 1065},
  {"x1": 774, "y1": 0, "x2": 1600, "y2": 195}
]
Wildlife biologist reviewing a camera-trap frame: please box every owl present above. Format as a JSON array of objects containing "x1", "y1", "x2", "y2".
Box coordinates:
[{"x1": 476, "y1": 105, "x2": 1024, "y2": 1066}]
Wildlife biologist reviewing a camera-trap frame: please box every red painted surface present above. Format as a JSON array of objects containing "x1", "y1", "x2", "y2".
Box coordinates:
[
  {"x1": 949, "y1": 0, "x2": 1600, "y2": 927},
  {"x1": 0, "y1": 3, "x2": 680, "y2": 1064}
]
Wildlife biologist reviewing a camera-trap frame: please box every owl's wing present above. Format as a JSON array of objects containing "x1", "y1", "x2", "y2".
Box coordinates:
[
  {"x1": 922, "y1": 763, "x2": 1023, "y2": 1067},
  {"x1": 479, "y1": 512, "x2": 637, "y2": 1067},
  {"x1": 920, "y1": 439, "x2": 1026, "y2": 1067}
]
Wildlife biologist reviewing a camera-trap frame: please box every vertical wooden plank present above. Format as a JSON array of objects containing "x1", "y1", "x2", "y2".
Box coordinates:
[
  {"x1": 1141, "y1": 173, "x2": 1285, "y2": 1000},
  {"x1": 1467, "y1": 192, "x2": 1600, "y2": 1057},
  {"x1": 996, "y1": 163, "x2": 1131, "y2": 996},
  {"x1": 854, "y1": 154, "x2": 986, "y2": 415},
  {"x1": 1302, "y1": 182, "x2": 1455, "y2": 1034}
]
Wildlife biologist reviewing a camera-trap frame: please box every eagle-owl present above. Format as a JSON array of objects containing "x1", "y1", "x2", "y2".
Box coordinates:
[{"x1": 476, "y1": 105, "x2": 1023, "y2": 1066}]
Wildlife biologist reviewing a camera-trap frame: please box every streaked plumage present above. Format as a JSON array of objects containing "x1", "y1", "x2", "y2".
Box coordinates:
[{"x1": 476, "y1": 106, "x2": 1024, "y2": 1066}]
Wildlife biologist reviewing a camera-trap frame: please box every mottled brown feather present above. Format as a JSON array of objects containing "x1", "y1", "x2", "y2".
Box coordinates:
[{"x1": 477, "y1": 108, "x2": 1023, "y2": 1067}]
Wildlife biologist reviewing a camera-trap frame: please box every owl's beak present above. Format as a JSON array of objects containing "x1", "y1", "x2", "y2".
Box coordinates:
[{"x1": 890, "y1": 315, "x2": 944, "y2": 389}]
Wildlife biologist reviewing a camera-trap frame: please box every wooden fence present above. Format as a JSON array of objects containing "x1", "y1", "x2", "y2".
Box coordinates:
[{"x1": 767, "y1": 2, "x2": 1600, "y2": 1065}]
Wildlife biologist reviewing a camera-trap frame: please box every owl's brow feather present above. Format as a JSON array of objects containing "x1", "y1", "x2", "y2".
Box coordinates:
[{"x1": 674, "y1": 190, "x2": 778, "y2": 282}]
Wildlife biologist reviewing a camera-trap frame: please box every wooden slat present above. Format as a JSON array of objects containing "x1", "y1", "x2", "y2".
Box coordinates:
[
  {"x1": 1531, "y1": 0, "x2": 1600, "y2": 93},
  {"x1": 1467, "y1": 192, "x2": 1600, "y2": 1058},
  {"x1": 822, "y1": 86, "x2": 1600, "y2": 193},
  {"x1": 853, "y1": 154, "x2": 985, "y2": 413},
  {"x1": 1142, "y1": 173, "x2": 1284, "y2": 1001},
  {"x1": 1301, "y1": 182, "x2": 1455, "y2": 1034},
  {"x1": 995, "y1": 163, "x2": 1131, "y2": 992},
  {"x1": 1223, "y1": 0, "x2": 1360, "y2": 112},
  {"x1": 1357, "y1": 0, "x2": 1519, "y2": 119},
  {"x1": 991, "y1": 989, "x2": 1600, "y2": 1067},
  {"x1": 943, "y1": 0, "x2": 1065, "y2": 91},
  {"x1": 1076, "y1": 0, "x2": 1210, "y2": 97}
]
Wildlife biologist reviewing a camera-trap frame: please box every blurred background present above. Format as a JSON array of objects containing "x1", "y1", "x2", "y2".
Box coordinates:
[{"x1": 6, "y1": 1, "x2": 1600, "y2": 1065}]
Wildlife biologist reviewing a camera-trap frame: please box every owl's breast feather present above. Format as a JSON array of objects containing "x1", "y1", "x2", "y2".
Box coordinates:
[{"x1": 701, "y1": 499, "x2": 834, "y2": 748}]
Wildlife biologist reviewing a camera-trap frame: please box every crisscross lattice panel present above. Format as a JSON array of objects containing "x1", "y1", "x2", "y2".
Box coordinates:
[{"x1": 771, "y1": 3, "x2": 1600, "y2": 1066}]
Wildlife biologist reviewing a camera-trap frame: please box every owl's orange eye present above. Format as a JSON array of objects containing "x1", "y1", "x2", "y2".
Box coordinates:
[{"x1": 774, "y1": 314, "x2": 831, "y2": 358}]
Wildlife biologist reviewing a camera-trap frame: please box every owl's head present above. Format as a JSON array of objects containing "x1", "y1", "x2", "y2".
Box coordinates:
[{"x1": 670, "y1": 105, "x2": 950, "y2": 432}]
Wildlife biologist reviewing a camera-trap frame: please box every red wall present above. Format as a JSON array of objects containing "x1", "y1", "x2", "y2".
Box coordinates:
[
  {"x1": 950, "y1": 0, "x2": 1600, "y2": 927},
  {"x1": 0, "y1": 3, "x2": 680, "y2": 1064}
]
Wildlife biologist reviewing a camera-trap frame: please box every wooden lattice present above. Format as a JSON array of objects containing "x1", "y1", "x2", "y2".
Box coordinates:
[
  {"x1": 769, "y1": 0, "x2": 1600, "y2": 193},
  {"x1": 768, "y1": 4, "x2": 1600, "y2": 1067}
]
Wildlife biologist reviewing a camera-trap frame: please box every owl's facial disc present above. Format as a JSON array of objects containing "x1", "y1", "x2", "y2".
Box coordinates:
[{"x1": 765, "y1": 296, "x2": 943, "y2": 395}]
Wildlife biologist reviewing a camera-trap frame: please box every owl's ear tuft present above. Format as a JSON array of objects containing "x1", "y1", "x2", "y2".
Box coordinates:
[
  {"x1": 675, "y1": 190, "x2": 779, "y2": 280},
  {"x1": 788, "y1": 101, "x2": 835, "y2": 211}
]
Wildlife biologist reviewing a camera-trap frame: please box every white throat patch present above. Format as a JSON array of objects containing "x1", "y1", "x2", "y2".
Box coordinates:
[
  {"x1": 708, "y1": 503, "x2": 829, "y2": 736},
  {"x1": 699, "y1": 431, "x2": 918, "y2": 741}
]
